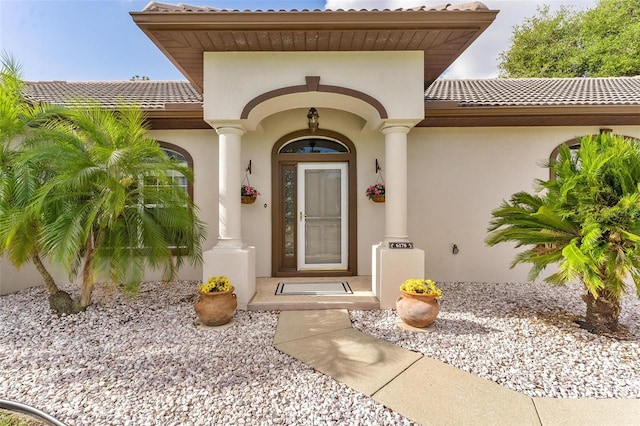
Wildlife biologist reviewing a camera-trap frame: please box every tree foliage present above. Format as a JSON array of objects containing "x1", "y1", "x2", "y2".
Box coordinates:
[
  {"x1": 499, "y1": 0, "x2": 640, "y2": 77},
  {"x1": 487, "y1": 133, "x2": 640, "y2": 334},
  {"x1": 0, "y1": 55, "x2": 206, "y2": 314},
  {"x1": 0, "y1": 53, "x2": 65, "y2": 299}
]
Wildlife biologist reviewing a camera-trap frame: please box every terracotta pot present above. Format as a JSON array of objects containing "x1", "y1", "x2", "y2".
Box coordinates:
[
  {"x1": 194, "y1": 286, "x2": 237, "y2": 326},
  {"x1": 370, "y1": 195, "x2": 385, "y2": 203},
  {"x1": 241, "y1": 196, "x2": 256, "y2": 204},
  {"x1": 396, "y1": 290, "x2": 440, "y2": 328}
]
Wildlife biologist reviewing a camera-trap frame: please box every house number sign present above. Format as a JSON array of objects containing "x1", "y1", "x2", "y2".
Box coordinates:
[{"x1": 389, "y1": 242, "x2": 414, "y2": 249}]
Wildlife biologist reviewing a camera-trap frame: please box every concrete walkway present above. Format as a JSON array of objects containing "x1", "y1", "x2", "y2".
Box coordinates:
[{"x1": 273, "y1": 309, "x2": 640, "y2": 425}]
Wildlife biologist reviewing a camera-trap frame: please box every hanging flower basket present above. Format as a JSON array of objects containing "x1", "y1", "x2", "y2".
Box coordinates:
[
  {"x1": 241, "y1": 183, "x2": 260, "y2": 205},
  {"x1": 366, "y1": 182, "x2": 385, "y2": 203}
]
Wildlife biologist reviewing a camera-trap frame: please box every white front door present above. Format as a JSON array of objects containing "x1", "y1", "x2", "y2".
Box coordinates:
[{"x1": 297, "y1": 162, "x2": 348, "y2": 270}]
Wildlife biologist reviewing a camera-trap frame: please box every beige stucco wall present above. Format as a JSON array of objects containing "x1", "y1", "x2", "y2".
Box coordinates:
[
  {"x1": 203, "y1": 51, "x2": 425, "y2": 127},
  {"x1": 408, "y1": 125, "x2": 640, "y2": 283},
  {"x1": 235, "y1": 119, "x2": 640, "y2": 282},
  {"x1": 0, "y1": 257, "x2": 66, "y2": 295},
  {"x1": 4, "y1": 117, "x2": 640, "y2": 296}
]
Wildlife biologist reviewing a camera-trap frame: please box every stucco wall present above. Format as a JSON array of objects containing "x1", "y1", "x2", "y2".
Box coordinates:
[
  {"x1": 408, "y1": 125, "x2": 640, "y2": 283},
  {"x1": 5, "y1": 121, "x2": 640, "y2": 296},
  {"x1": 156, "y1": 122, "x2": 640, "y2": 283},
  {"x1": 203, "y1": 51, "x2": 425, "y2": 126}
]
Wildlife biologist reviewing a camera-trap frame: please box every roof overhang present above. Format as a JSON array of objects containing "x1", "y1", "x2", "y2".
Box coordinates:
[
  {"x1": 131, "y1": 3, "x2": 498, "y2": 92},
  {"x1": 145, "y1": 106, "x2": 209, "y2": 129},
  {"x1": 421, "y1": 102, "x2": 640, "y2": 127}
]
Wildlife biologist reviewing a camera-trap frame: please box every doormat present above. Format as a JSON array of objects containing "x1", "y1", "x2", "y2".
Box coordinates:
[{"x1": 275, "y1": 282, "x2": 353, "y2": 295}]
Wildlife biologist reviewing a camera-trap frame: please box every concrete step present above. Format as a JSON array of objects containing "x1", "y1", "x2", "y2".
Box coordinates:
[{"x1": 247, "y1": 276, "x2": 379, "y2": 311}]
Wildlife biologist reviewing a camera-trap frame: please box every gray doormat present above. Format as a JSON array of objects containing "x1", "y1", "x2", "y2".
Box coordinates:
[{"x1": 275, "y1": 281, "x2": 353, "y2": 295}]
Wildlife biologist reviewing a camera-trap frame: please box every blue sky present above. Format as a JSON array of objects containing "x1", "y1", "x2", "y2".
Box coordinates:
[{"x1": 0, "y1": 0, "x2": 596, "y2": 82}]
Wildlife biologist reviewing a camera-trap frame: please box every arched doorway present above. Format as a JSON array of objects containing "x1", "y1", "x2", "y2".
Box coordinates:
[{"x1": 271, "y1": 129, "x2": 357, "y2": 277}]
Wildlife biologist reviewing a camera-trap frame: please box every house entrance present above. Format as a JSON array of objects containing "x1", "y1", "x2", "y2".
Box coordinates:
[
  {"x1": 271, "y1": 131, "x2": 357, "y2": 277},
  {"x1": 298, "y1": 162, "x2": 348, "y2": 269}
]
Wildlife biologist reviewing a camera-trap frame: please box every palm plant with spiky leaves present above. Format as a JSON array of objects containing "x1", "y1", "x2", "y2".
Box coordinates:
[
  {"x1": 0, "y1": 53, "x2": 66, "y2": 305},
  {"x1": 487, "y1": 133, "x2": 640, "y2": 334},
  {"x1": 22, "y1": 103, "x2": 206, "y2": 309}
]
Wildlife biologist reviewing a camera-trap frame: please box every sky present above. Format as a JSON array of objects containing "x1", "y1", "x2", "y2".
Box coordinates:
[{"x1": 0, "y1": 0, "x2": 597, "y2": 82}]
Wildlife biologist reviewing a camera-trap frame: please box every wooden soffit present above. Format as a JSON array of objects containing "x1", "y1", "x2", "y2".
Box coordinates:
[
  {"x1": 420, "y1": 103, "x2": 640, "y2": 127},
  {"x1": 130, "y1": 6, "x2": 498, "y2": 93},
  {"x1": 145, "y1": 107, "x2": 208, "y2": 129}
]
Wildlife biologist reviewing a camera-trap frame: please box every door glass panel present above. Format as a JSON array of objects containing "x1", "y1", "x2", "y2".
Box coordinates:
[
  {"x1": 304, "y1": 168, "x2": 342, "y2": 264},
  {"x1": 279, "y1": 138, "x2": 349, "y2": 154},
  {"x1": 284, "y1": 168, "x2": 295, "y2": 258}
]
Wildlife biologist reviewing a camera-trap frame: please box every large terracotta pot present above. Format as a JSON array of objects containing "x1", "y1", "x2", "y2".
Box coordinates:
[
  {"x1": 396, "y1": 290, "x2": 440, "y2": 328},
  {"x1": 194, "y1": 287, "x2": 237, "y2": 326}
]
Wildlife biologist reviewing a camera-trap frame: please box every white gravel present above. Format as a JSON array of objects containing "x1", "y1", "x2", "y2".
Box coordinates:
[
  {"x1": 1, "y1": 280, "x2": 639, "y2": 425},
  {"x1": 352, "y1": 281, "x2": 640, "y2": 399},
  {"x1": 0, "y1": 282, "x2": 411, "y2": 426}
]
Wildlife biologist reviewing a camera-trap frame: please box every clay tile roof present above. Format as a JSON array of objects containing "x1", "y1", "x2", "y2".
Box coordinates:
[
  {"x1": 142, "y1": 1, "x2": 488, "y2": 13},
  {"x1": 24, "y1": 77, "x2": 640, "y2": 112},
  {"x1": 425, "y1": 77, "x2": 640, "y2": 106},
  {"x1": 23, "y1": 81, "x2": 202, "y2": 110}
]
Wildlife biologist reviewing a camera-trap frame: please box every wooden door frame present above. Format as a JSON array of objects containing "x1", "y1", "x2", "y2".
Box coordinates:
[{"x1": 271, "y1": 129, "x2": 357, "y2": 277}]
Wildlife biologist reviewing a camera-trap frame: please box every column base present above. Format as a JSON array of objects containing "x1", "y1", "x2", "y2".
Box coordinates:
[
  {"x1": 372, "y1": 243, "x2": 425, "y2": 309},
  {"x1": 203, "y1": 246, "x2": 256, "y2": 310}
]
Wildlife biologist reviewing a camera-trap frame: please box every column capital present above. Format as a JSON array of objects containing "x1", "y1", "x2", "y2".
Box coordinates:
[
  {"x1": 214, "y1": 125, "x2": 246, "y2": 137},
  {"x1": 206, "y1": 120, "x2": 246, "y2": 136},
  {"x1": 380, "y1": 120, "x2": 414, "y2": 135}
]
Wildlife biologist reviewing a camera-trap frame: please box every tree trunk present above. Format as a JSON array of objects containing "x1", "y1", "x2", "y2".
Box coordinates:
[
  {"x1": 79, "y1": 243, "x2": 95, "y2": 309},
  {"x1": 33, "y1": 252, "x2": 80, "y2": 314},
  {"x1": 582, "y1": 288, "x2": 621, "y2": 334},
  {"x1": 31, "y1": 252, "x2": 59, "y2": 295}
]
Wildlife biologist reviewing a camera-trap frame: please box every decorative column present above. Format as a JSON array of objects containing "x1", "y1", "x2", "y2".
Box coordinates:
[
  {"x1": 216, "y1": 125, "x2": 244, "y2": 247},
  {"x1": 372, "y1": 122, "x2": 425, "y2": 309},
  {"x1": 382, "y1": 125, "x2": 409, "y2": 241},
  {"x1": 203, "y1": 123, "x2": 256, "y2": 310}
]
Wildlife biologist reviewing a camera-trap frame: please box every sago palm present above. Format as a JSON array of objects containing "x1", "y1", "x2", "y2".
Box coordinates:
[
  {"x1": 23, "y1": 103, "x2": 206, "y2": 309},
  {"x1": 487, "y1": 133, "x2": 640, "y2": 334}
]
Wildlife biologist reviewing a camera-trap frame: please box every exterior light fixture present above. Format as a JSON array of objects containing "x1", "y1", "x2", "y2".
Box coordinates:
[{"x1": 307, "y1": 107, "x2": 319, "y2": 133}]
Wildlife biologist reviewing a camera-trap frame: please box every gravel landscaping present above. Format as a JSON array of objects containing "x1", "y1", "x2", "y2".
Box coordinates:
[
  {"x1": 353, "y1": 281, "x2": 640, "y2": 399},
  {"x1": 0, "y1": 282, "x2": 410, "y2": 426},
  {"x1": 1, "y1": 280, "x2": 639, "y2": 425}
]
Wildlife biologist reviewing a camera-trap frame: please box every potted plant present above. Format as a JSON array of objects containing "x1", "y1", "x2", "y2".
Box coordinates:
[
  {"x1": 194, "y1": 275, "x2": 237, "y2": 326},
  {"x1": 241, "y1": 184, "x2": 260, "y2": 204},
  {"x1": 396, "y1": 278, "x2": 442, "y2": 327},
  {"x1": 366, "y1": 182, "x2": 385, "y2": 203}
]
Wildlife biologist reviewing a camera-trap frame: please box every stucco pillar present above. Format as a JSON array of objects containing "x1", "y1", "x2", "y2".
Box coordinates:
[
  {"x1": 373, "y1": 123, "x2": 424, "y2": 309},
  {"x1": 382, "y1": 125, "x2": 410, "y2": 241},
  {"x1": 216, "y1": 125, "x2": 244, "y2": 247},
  {"x1": 203, "y1": 123, "x2": 255, "y2": 310}
]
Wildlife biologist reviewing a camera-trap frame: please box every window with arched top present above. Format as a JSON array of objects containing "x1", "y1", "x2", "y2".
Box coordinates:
[
  {"x1": 157, "y1": 142, "x2": 194, "y2": 201},
  {"x1": 548, "y1": 132, "x2": 638, "y2": 180},
  {"x1": 278, "y1": 137, "x2": 350, "y2": 154}
]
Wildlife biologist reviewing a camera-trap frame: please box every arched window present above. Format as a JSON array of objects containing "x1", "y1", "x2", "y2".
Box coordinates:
[
  {"x1": 278, "y1": 137, "x2": 349, "y2": 154},
  {"x1": 548, "y1": 131, "x2": 637, "y2": 180},
  {"x1": 158, "y1": 142, "x2": 193, "y2": 200}
]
